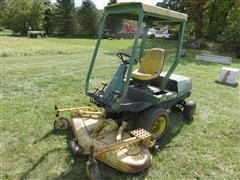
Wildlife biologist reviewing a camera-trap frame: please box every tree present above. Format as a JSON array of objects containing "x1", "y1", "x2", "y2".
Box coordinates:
[
  {"x1": 1, "y1": 0, "x2": 46, "y2": 35},
  {"x1": 106, "y1": 0, "x2": 122, "y2": 35},
  {"x1": 54, "y1": 0, "x2": 77, "y2": 36},
  {"x1": 156, "y1": 0, "x2": 239, "y2": 50},
  {"x1": 108, "y1": 0, "x2": 117, "y2": 4},
  {"x1": 223, "y1": 0, "x2": 240, "y2": 49},
  {"x1": 156, "y1": 0, "x2": 183, "y2": 11},
  {"x1": 77, "y1": 0, "x2": 100, "y2": 38},
  {"x1": 205, "y1": 0, "x2": 235, "y2": 41},
  {"x1": 0, "y1": 0, "x2": 4, "y2": 27},
  {"x1": 43, "y1": 0, "x2": 52, "y2": 34},
  {"x1": 156, "y1": 0, "x2": 184, "y2": 39},
  {"x1": 181, "y1": 0, "x2": 207, "y2": 39},
  {"x1": 157, "y1": 0, "x2": 207, "y2": 39}
]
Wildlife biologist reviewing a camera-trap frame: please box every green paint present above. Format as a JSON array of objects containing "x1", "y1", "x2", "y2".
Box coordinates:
[{"x1": 160, "y1": 22, "x2": 186, "y2": 89}]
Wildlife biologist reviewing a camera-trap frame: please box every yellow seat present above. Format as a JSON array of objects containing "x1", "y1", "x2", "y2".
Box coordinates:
[{"x1": 131, "y1": 48, "x2": 165, "y2": 81}]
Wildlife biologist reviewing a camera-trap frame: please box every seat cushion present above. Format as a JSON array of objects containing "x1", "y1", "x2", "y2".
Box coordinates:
[
  {"x1": 131, "y1": 48, "x2": 165, "y2": 81},
  {"x1": 131, "y1": 69, "x2": 158, "y2": 81},
  {"x1": 139, "y1": 48, "x2": 165, "y2": 74}
]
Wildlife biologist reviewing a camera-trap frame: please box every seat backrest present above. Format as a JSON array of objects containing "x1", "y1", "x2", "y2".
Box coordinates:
[{"x1": 139, "y1": 48, "x2": 165, "y2": 74}]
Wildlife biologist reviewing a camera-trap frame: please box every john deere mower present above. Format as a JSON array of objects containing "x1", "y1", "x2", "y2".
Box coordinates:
[{"x1": 53, "y1": 2, "x2": 196, "y2": 179}]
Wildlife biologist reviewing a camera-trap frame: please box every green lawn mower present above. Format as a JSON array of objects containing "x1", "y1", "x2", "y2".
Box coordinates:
[{"x1": 54, "y1": 2, "x2": 196, "y2": 179}]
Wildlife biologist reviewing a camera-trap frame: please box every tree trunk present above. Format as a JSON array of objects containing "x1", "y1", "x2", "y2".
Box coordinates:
[{"x1": 194, "y1": 0, "x2": 205, "y2": 39}]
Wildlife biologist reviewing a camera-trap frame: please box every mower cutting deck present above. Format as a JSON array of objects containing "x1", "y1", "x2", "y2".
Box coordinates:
[{"x1": 54, "y1": 107, "x2": 153, "y2": 174}]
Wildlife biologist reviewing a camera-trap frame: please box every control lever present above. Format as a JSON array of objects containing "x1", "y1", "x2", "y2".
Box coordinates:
[{"x1": 101, "y1": 82, "x2": 108, "y2": 91}]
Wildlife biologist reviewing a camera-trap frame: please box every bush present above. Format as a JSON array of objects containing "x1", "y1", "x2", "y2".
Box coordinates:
[{"x1": 0, "y1": 26, "x2": 5, "y2": 31}]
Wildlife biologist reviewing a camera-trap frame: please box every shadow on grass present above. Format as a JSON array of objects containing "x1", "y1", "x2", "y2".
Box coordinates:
[
  {"x1": 214, "y1": 80, "x2": 238, "y2": 88},
  {"x1": 20, "y1": 129, "x2": 76, "y2": 179},
  {"x1": 32, "y1": 128, "x2": 74, "y2": 145},
  {"x1": 153, "y1": 112, "x2": 189, "y2": 153},
  {"x1": 20, "y1": 147, "x2": 68, "y2": 180},
  {"x1": 56, "y1": 157, "x2": 149, "y2": 180},
  {"x1": 54, "y1": 134, "x2": 150, "y2": 180}
]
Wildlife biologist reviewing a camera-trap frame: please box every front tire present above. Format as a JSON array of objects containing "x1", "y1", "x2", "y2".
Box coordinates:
[{"x1": 136, "y1": 107, "x2": 169, "y2": 141}]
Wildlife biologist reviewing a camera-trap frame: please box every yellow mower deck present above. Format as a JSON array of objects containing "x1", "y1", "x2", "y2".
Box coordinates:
[{"x1": 56, "y1": 107, "x2": 153, "y2": 173}]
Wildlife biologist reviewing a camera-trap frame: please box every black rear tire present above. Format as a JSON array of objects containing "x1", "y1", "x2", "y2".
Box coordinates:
[
  {"x1": 183, "y1": 101, "x2": 196, "y2": 121},
  {"x1": 136, "y1": 107, "x2": 169, "y2": 141}
]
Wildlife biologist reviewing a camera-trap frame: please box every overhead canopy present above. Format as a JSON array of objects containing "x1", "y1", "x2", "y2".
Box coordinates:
[{"x1": 104, "y1": 2, "x2": 188, "y2": 22}]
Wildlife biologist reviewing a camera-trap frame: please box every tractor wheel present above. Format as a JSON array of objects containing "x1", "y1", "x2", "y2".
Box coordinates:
[
  {"x1": 136, "y1": 107, "x2": 169, "y2": 141},
  {"x1": 54, "y1": 116, "x2": 69, "y2": 130},
  {"x1": 183, "y1": 101, "x2": 196, "y2": 121}
]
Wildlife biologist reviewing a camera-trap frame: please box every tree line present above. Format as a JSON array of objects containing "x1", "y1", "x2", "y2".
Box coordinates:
[
  {"x1": 157, "y1": 0, "x2": 240, "y2": 49},
  {"x1": 0, "y1": 0, "x2": 102, "y2": 38},
  {"x1": 0, "y1": 0, "x2": 239, "y2": 49}
]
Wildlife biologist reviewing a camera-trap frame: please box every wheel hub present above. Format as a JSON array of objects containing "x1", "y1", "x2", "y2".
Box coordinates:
[{"x1": 152, "y1": 116, "x2": 166, "y2": 138}]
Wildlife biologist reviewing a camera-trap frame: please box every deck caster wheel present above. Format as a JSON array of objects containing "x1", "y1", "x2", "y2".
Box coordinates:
[
  {"x1": 86, "y1": 160, "x2": 101, "y2": 180},
  {"x1": 54, "y1": 116, "x2": 69, "y2": 130},
  {"x1": 136, "y1": 107, "x2": 169, "y2": 141},
  {"x1": 86, "y1": 145, "x2": 101, "y2": 180},
  {"x1": 183, "y1": 101, "x2": 196, "y2": 121}
]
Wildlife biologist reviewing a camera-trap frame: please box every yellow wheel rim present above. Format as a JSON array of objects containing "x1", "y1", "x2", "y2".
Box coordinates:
[{"x1": 152, "y1": 116, "x2": 167, "y2": 138}]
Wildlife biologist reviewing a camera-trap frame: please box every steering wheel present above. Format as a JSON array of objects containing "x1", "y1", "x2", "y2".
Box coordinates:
[{"x1": 117, "y1": 52, "x2": 131, "y2": 64}]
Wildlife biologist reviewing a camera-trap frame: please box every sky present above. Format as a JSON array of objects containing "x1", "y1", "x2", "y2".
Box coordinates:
[{"x1": 51, "y1": 0, "x2": 159, "y2": 9}]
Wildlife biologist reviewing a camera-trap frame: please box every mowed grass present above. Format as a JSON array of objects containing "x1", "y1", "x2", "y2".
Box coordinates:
[
  {"x1": 0, "y1": 36, "x2": 135, "y2": 57},
  {"x1": 1, "y1": 36, "x2": 240, "y2": 179}
]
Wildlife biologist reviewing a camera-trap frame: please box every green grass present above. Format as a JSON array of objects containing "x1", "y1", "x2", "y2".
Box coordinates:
[
  {"x1": 1, "y1": 36, "x2": 240, "y2": 179},
  {"x1": 0, "y1": 36, "x2": 135, "y2": 57}
]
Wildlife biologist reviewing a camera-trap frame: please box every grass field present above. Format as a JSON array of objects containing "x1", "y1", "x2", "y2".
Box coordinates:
[{"x1": 1, "y1": 36, "x2": 240, "y2": 179}]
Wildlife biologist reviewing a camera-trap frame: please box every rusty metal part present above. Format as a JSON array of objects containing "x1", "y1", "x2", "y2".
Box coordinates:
[
  {"x1": 54, "y1": 106, "x2": 104, "y2": 123},
  {"x1": 130, "y1": 128, "x2": 152, "y2": 139},
  {"x1": 56, "y1": 106, "x2": 103, "y2": 116},
  {"x1": 116, "y1": 121, "x2": 128, "y2": 142},
  {"x1": 95, "y1": 137, "x2": 140, "y2": 156},
  {"x1": 130, "y1": 128, "x2": 155, "y2": 147},
  {"x1": 96, "y1": 143, "x2": 152, "y2": 173},
  {"x1": 95, "y1": 128, "x2": 152, "y2": 156}
]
